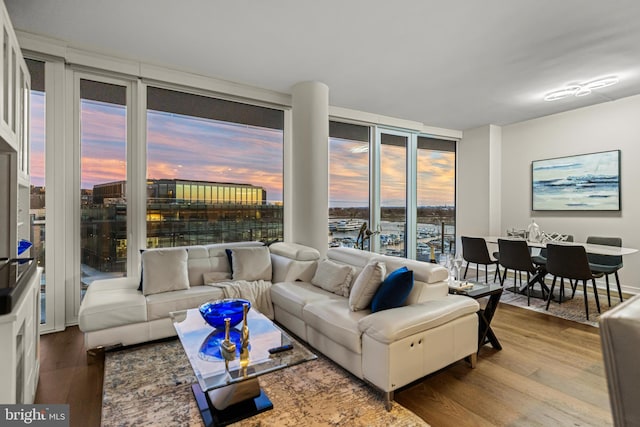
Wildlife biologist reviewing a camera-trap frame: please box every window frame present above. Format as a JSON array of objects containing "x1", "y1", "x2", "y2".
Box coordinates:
[{"x1": 69, "y1": 70, "x2": 139, "y2": 321}]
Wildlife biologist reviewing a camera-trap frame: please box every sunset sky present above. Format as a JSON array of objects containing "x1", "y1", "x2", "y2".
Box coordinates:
[{"x1": 30, "y1": 92, "x2": 455, "y2": 207}]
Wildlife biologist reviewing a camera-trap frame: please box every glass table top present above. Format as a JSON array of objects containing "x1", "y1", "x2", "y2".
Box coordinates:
[{"x1": 170, "y1": 307, "x2": 316, "y2": 393}]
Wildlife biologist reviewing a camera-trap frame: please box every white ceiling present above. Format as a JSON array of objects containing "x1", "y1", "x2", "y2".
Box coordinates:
[{"x1": 6, "y1": 0, "x2": 640, "y2": 130}]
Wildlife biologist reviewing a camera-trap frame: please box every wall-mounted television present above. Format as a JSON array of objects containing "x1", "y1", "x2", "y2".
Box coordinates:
[{"x1": 532, "y1": 150, "x2": 621, "y2": 211}]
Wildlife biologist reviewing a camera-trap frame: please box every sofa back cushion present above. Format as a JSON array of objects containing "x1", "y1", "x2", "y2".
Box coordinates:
[
  {"x1": 311, "y1": 259, "x2": 355, "y2": 297},
  {"x1": 327, "y1": 247, "x2": 376, "y2": 269},
  {"x1": 270, "y1": 242, "x2": 320, "y2": 261},
  {"x1": 141, "y1": 248, "x2": 190, "y2": 296},
  {"x1": 229, "y1": 246, "x2": 273, "y2": 281},
  {"x1": 373, "y1": 254, "x2": 448, "y2": 284},
  {"x1": 185, "y1": 246, "x2": 213, "y2": 286}
]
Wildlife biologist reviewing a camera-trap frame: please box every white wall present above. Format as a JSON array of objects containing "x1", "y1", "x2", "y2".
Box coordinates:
[
  {"x1": 501, "y1": 94, "x2": 640, "y2": 292},
  {"x1": 458, "y1": 125, "x2": 502, "y2": 239}
]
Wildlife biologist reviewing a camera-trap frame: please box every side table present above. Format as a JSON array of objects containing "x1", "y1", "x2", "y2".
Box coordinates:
[{"x1": 450, "y1": 283, "x2": 503, "y2": 352}]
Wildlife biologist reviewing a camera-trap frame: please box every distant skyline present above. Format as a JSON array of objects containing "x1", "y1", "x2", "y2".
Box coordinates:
[{"x1": 30, "y1": 92, "x2": 455, "y2": 207}]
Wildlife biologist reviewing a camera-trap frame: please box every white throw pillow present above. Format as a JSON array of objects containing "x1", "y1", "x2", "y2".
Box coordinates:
[
  {"x1": 230, "y1": 246, "x2": 272, "y2": 281},
  {"x1": 311, "y1": 259, "x2": 355, "y2": 297},
  {"x1": 142, "y1": 249, "x2": 190, "y2": 296},
  {"x1": 203, "y1": 271, "x2": 232, "y2": 284},
  {"x1": 349, "y1": 260, "x2": 386, "y2": 311}
]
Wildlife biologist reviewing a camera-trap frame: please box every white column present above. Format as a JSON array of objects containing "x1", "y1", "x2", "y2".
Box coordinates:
[{"x1": 290, "y1": 81, "x2": 329, "y2": 256}]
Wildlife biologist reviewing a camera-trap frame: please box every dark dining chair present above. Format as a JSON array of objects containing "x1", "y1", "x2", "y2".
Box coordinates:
[
  {"x1": 497, "y1": 239, "x2": 547, "y2": 305},
  {"x1": 461, "y1": 236, "x2": 500, "y2": 283},
  {"x1": 586, "y1": 236, "x2": 624, "y2": 307},
  {"x1": 545, "y1": 243, "x2": 603, "y2": 320},
  {"x1": 531, "y1": 235, "x2": 574, "y2": 268}
]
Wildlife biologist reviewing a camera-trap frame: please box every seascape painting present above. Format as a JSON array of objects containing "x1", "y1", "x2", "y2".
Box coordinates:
[{"x1": 532, "y1": 150, "x2": 620, "y2": 211}]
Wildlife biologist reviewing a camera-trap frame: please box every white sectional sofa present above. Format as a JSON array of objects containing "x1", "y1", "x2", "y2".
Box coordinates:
[
  {"x1": 79, "y1": 241, "x2": 318, "y2": 349},
  {"x1": 78, "y1": 242, "x2": 479, "y2": 409}
]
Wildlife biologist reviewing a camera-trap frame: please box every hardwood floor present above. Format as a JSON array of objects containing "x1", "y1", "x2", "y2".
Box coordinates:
[
  {"x1": 36, "y1": 303, "x2": 612, "y2": 427},
  {"x1": 396, "y1": 304, "x2": 612, "y2": 427},
  {"x1": 36, "y1": 326, "x2": 103, "y2": 427}
]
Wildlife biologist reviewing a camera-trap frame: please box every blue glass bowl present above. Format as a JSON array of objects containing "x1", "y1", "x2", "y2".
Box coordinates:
[{"x1": 199, "y1": 298, "x2": 251, "y2": 329}]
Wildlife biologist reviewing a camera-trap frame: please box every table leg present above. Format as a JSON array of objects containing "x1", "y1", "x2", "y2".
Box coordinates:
[
  {"x1": 518, "y1": 271, "x2": 551, "y2": 299},
  {"x1": 192, "y1": 382, "x2": 273, "y2": 427},
  {"x1": 478, "y1": 291, "x2": 503, "y2": 351}
]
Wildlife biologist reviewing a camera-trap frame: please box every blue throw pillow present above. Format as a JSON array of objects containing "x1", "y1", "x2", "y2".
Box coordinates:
[
  {"x1": 225, "y1": 249, "x2": 234, "y2": 274},
  {"x1": 138, "y1": 249, "x2": 145, "y2": 291},
  {"x1": 370, "y1": 266, "x2": 414, "y2": 313}
]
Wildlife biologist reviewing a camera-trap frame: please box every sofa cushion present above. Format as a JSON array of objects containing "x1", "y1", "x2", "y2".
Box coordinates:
[
  {"x1": 370, "y1": 267, "x2": 414, "y2": 313},
  {"x1": 270, "y1": 281, "x2": 342, "y2": 319},
  {"x1": 303, "y1": 299, "x2": 369, "y2": 354},
  {"x1": 311, "y1": 259, "x2": 355, "y2": 297},
  {"x1": 146, "y1": 286, "x2": 226, "y2": 321},
  {"x1": 203, "y1": 271, "x2": 232, "y2": 283},
  {"x1": 229, "y1": 246, "x2": 272, "y2": 281},
  {"x1": 141, "y1": 248, "x2": 190, "y2": 296},
  {"x1": 349, "y1": 260, "x2": 386, "y2": 311},
  {"x1": 78, "y1": 287, "x2": 147, "y2": 332}
]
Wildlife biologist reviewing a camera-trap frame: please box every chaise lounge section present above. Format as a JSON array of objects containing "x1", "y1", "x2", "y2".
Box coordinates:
[{"x1": 271, "y1": 247, "x2": 479, "y2": 408}]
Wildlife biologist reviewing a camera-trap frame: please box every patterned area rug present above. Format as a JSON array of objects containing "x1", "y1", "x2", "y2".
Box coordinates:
[
  {"x1": 496, "y1": 276, "x2": 623, "y2": 327},
  {"x1": 102, "y1": 339, "x2": 428, "y2": 427}
]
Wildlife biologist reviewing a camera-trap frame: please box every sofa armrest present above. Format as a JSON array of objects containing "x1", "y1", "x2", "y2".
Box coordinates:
[{"x1": 358, "y1": 296, "x2": 479, "y2": 344}]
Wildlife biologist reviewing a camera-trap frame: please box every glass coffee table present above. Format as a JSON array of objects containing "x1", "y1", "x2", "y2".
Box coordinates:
[{"x1": 170, "y1": 307, "x2": 316, "y2": 426}]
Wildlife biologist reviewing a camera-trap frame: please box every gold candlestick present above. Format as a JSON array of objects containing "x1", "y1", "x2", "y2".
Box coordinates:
[
  {"x1": 220, "y1": 317, "x2": 236, "y2": 362},
  {"x1": 241, "y1": 303, "x2": 250, "y2": 350}
]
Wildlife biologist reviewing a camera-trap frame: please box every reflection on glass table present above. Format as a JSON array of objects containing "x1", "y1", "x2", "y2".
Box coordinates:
[{"x1": 170, "y1": 307, "x2": 316, "y2": 426}]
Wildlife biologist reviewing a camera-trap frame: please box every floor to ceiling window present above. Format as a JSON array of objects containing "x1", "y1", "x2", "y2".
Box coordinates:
[
  {"x1": 379, "y1": 130, "x2": 408, "y2": 257},
  {"x1": 416, "y1": 136, "x2": 456, "y2": 261},
  {"x1": 146, "y1": 87, "x2": 284, "y2": 248},
  {"x1": 328, "y1": 121, "x2": 370, "y2": 249},
  {"x1": 79, "y1": 78, "x2": 128, "y2": 300},
  {"x1": 24, "y1": 58, "x2": 46, "y2": 323}
]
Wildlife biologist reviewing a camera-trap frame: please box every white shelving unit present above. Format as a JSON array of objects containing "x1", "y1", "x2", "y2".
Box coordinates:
[
  {"x1": 0, "y1": 0, "x2": 37, "y2": 404},
  {"x1": 0, "y1": 0, "x2": 30, "y2": 261}
]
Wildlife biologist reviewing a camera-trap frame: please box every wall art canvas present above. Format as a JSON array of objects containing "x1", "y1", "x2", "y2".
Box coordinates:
[{"x1": 532, "y1": 150, "x2": 620, "y2": 211}]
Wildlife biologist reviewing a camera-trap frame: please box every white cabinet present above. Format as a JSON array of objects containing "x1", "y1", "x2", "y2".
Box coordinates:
[
  {"x1": 0, "y1": 266, "x2": 41, "y2": 404},
  {"x1": 0, "y1": 0, "x2": 31, "y2": 261}
]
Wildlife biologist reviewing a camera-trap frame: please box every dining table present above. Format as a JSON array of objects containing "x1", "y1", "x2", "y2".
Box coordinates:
[
  {"x1": 483, "y1": 236, "x2": 638, "y2": 256},
  {"x1": 483, "y1": 236, "x2": 638, "y2": 297}
]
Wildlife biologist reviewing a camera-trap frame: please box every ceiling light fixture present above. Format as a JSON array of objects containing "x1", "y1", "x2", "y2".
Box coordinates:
[{"x1": 543, "y1": 76, "x2": 619, "y2": 101}]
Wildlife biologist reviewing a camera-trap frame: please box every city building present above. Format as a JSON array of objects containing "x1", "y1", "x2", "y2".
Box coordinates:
[{"x1": 83, "y1": 179, "x2": 280, "y2": 274}]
